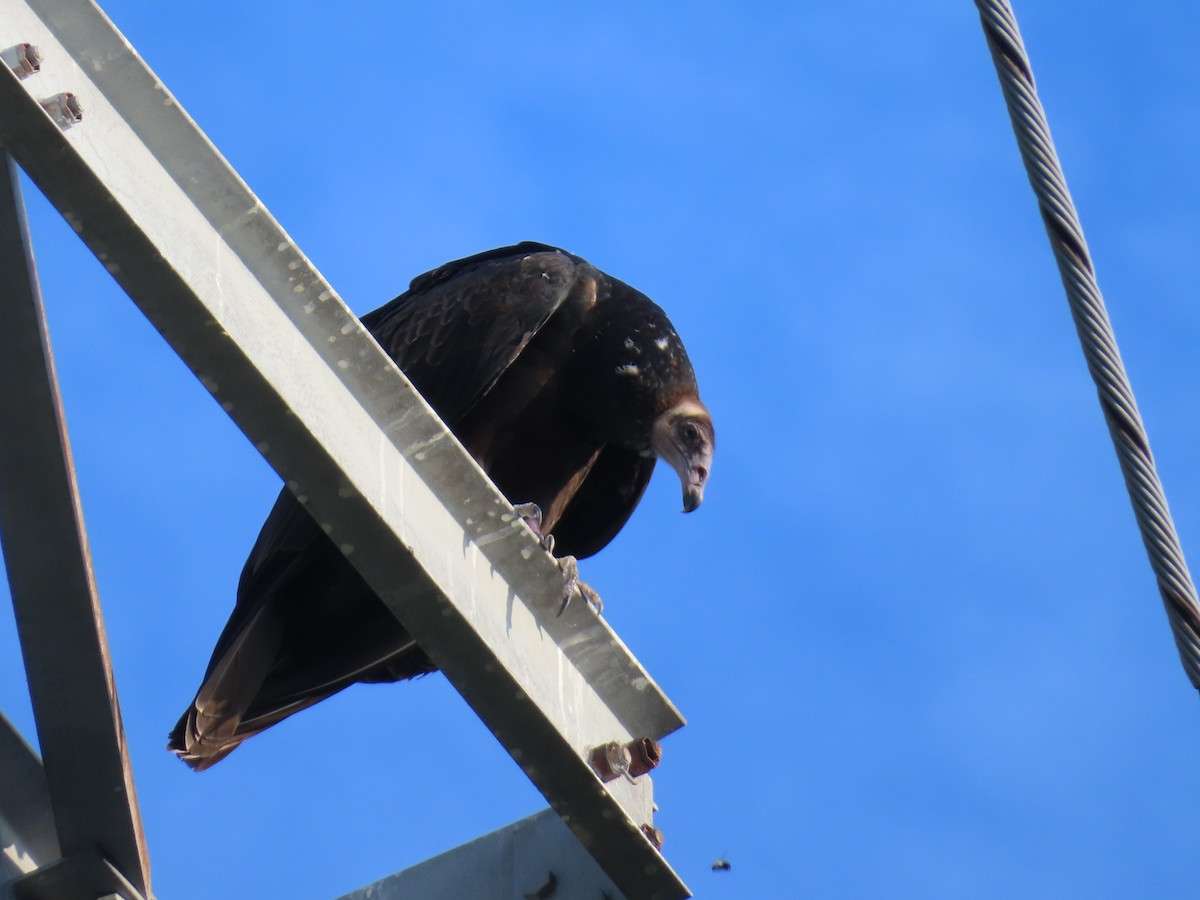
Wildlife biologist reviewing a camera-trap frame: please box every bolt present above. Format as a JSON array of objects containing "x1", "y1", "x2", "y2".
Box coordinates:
[
  {"x1": 40, "y1": 92, "x2": 83, "y2": 129},
  {"x1": 641, "y1": 824, "x2": 664, "y2": 850},
  {"x1": 626, "y1": 737, "x2": 662, "y2": 777},
  {"x1": 1, "y1": 44, "x2": 41, "y2": 79},
  {"x1": 588, "y1": 741, "x2": 631, "y2": 783}
]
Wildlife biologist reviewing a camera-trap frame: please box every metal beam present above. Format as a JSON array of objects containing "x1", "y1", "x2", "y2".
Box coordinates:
[
  {"x1": 0, "y1": 144, "x2": 149, "y2": 898},
  {"x1": 7, "y1": 852, "x2": 145, "y2": 900},
  {"x1": 337, "y1": 809, "x2": 624, "y2": 900},
  {"x1": 0, "y1": 2, "x2": 689, "y2": 896},
  {"x1": 0, "y1": 713, "x2": 58, "y2": 886}
]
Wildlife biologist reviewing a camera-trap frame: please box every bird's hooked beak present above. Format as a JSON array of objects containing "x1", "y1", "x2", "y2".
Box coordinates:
[
  {"x1": 682, "y1": 477, "x2": 706, "y2": 513},
  {"x1": 651, "y1": 402, "x2": 714, "y2": 514}
]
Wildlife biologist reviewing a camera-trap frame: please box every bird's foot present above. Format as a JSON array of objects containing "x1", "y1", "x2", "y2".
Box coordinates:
[
  {"x1": 557, "y1": 555, "x2": 603, "y2": 616},
  {"x1": 512, "y1": 501, "x2": 542, "y2": 529},
  {"x1": 513, "y1": 503, "x2": 598, "y2": 613},
  {"x1": 512, "y1": 502, "x2": 555, "y2": 553}
]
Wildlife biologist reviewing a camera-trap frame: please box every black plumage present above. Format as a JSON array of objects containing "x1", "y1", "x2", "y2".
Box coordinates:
[{"x1": 169, "y1": 242, "x2": 714, "y2": 769}]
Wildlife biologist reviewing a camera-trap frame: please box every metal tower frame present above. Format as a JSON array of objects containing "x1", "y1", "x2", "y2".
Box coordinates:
[{"x1": 0, "y1": 1, "x2": 690, "y2": 898}]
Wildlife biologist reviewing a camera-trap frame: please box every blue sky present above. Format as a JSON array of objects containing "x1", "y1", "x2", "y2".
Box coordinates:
[{"x1": 3, "y1": 1, "x2": 1200, "y2": 897}]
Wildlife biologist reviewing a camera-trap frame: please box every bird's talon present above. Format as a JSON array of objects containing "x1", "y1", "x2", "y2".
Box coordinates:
[
  {"x1": 557, "y1": 555, "x2": 603, "y2": 616},
  {"x1": 513, "y1": 502, "x2": 556, "y2": 553},
  {"x1": 578, "y1": 580, "x2": 603, "y2": 614},
  {"x1": 512, "y1": 502, "x2": 542, "y2": 530}
]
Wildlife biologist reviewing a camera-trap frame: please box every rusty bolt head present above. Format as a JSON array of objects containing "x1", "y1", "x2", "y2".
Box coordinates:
[
  {"x1": 589, "y1": 741, "x2": 631, "y2": 783},
  {"x1": 1, "y1": 44, "x2": 42, "y2": 79},
  {"x1": 40, "y1": 92, "x2": 83, "y2": 130},
  {"x1": 626, "y1": 737, "x2": 662, "y2": 777},
  {"x1": 641, "y1": 824, "x2": 664, "y2": 850}
]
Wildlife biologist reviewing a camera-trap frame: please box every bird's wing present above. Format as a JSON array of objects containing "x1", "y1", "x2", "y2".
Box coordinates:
[
  {"x1": 550, "y1": 444, "x2": 657, "y2": 559},
  {"x1": 194, "y1": 487, "x2": 335, "y2": 685},
  {"x1": 170, "y1": 487, "x2": 336, "y2": 766},
  {"x1": 361, "y1": 242, "x2": 579, "y2": 425}
]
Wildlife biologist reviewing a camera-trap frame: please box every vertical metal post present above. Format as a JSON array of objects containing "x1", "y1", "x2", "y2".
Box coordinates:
[{"x1": 0, "y1": 150, "x2": 150, "y2": 899}]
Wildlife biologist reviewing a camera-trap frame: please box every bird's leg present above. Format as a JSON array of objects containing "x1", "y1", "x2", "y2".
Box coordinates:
[
  {"x1": 511, "y1": 503, "x2": 602, "y2": 615},
  {"x1": 557, "y1": 555, "x2": 603, "y2": 616}
]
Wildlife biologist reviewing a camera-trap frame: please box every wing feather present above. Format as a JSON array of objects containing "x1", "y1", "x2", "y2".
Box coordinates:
[
  {"x1": 362, "y1": 243, "x2": 578, "y2": 423},
  {"x1": 550, "y1": 445, "x2": 657, "y2": 559}
]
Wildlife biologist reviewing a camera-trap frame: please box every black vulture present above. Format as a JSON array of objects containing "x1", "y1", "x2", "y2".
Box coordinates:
[{"x1": 169, "y1": 242, "x2": 714, "y2": 769}]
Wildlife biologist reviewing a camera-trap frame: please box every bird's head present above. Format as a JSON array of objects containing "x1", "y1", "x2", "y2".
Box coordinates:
[{"x1": 651, "y1": 399, "x2": 714, "y2": 513}]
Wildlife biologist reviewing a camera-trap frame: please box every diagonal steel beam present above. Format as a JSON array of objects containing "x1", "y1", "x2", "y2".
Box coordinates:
[
  {"x1": 0, "y1": 1, "x2": 689, "y2": 896},
  {"x1": 0, "y1": 148, "x2": 149, "y2": 897}
]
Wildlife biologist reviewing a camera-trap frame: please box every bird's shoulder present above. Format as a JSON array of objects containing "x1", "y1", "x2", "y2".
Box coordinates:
[
  {"x1": 362, "y1": 242, "x2": 581, "y2": 338},
  {"x1": 404, "y1": 241, "x2": 570, "y2": 296},
  {"x1": 358, "y1": 242, "x2": 588, "y2": 423}
]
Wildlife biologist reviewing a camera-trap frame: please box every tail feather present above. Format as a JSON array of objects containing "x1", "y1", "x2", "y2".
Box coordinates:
[
  {"x1": 167, "y1": 599, "x2": 282, "y2": 770},
  {"x1": 169, "y1": 485, "x2": 438, "y2": 770},
  {"x1": 168, "y1": 617, "x2": 434, "y2": 769}
]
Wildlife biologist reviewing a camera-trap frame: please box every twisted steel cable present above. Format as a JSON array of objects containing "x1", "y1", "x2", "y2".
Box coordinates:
[{"x1": 974, "y1": 0, "x2": 1200, "y2": 689}]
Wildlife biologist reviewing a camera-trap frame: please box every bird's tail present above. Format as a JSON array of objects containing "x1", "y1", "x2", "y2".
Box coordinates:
[
  {"x1": 168, "y1": 624, "x2": 433, "y2": 770},
  {"x1": 168, "y1": 690, "x2": 331, "y2": 771},
  {"x1": 166, "y1": 595, "x2": 283, "y2": 770}
]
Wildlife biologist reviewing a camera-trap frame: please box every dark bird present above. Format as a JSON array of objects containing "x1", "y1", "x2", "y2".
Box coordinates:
[{"x1": 168, "y1": 242, "x2": 714, "y2": 769}]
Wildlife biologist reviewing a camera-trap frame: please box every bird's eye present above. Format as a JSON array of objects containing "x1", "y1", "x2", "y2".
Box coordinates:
[{"x1": 682, "y1": 422, "x2": 700, "y2": 442}]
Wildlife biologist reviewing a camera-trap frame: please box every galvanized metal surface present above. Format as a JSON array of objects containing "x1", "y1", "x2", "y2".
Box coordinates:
[
  {"x1": 0, "y1": 713, "x2": 57, "y2": 883},
  {"x1": 8, "y1": 852, "x2": 144, "y2": 900},
  {"x1": 0, "y1": 148, "x2": 150, "y2": 897},
  {"x1": 0, "y1": 1, "x2": 688, "y2": 896},
  {"x1": 974, "y1": 0, "x2": 1200, "y2": 690},
  {"x1": 336, "y1": 808, "x2": 624, "y2": 900}
]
